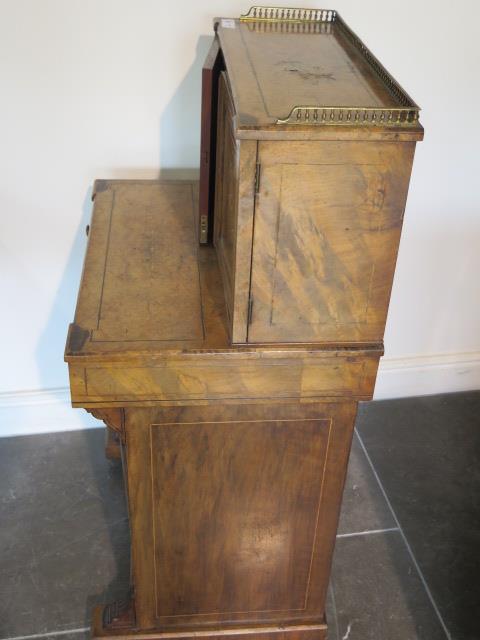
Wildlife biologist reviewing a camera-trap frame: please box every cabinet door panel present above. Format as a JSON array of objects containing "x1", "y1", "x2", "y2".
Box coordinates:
[
  {"x1": 125, "y1": 402, "x2": 357, "y2": 629},
  {"x1": 199, "y1": 37, "x2": 223, "y2": 244},
  {"x1": 214, "y1": 72, "x2": 239, "y2": 325},
  {"x1": 248, "y1": 141, "x2": 415, "y2": 343},
  {"x1": 153, "y1": 418, "x2": 328, "y2": 617}
]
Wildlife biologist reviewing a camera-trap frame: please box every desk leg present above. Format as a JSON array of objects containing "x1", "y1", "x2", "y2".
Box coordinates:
[
  {"x1": 105, "y1": 426, "x2": 121, "y2": 460},
  {"x1": 86, "y1": 409, "x2": 125, "y2": 461}
]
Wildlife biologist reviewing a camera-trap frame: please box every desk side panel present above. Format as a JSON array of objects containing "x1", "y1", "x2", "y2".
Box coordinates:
[{"x1": 124, "y1": 402, "x2": 357, "y2": 630}]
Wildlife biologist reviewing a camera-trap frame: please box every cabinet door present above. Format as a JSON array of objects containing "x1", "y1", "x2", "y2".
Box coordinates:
[
  {"x1": 248, "y1": 140, "x2": 416, "y2": 344},
  {"x1": 214, "y1": 72, "x2": 239, "y2": 324},
  {"x1": 125, "y1": 401, "x2": 357, "y2": 630},
  {"x1": 199, "y1": 37, "x2": 223, "y2": 244}
]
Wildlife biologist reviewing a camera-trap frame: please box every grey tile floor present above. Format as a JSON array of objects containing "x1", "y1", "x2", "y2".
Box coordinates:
[{"x1": 1, "y1": 391, "x2": 478, "y2": 640}]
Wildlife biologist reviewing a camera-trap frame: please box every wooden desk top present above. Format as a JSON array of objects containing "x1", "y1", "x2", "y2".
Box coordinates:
[{"x1": 66, "y1": 180, "x2": 231, "y2": 362}]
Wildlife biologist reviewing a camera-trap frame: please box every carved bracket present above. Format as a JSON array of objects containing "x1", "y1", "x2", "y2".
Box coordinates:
[
  {"x1": 102, "y1": 596, "x2": 135, "y2": 630},
  {"x1": 87, "y1": 408, "x2": 126, "y2": 444}
]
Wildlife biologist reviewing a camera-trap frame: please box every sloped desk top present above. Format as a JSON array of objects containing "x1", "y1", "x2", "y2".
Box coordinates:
[{"x1": 65, "y1": 180, "x2": 230, "y2": 361}]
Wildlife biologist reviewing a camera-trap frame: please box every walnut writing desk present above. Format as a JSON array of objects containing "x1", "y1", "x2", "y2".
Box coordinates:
[{"x1": 66, "y1": 8, "x2": 422, "y2": 640}]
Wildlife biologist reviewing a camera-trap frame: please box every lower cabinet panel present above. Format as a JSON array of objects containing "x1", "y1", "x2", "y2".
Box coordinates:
[
  {"x1": 125, "y1": 402, "x2": 357, "y2": 630},
  {"x1": 152, "y1": 417, "x2": 329, "y2": 617}
]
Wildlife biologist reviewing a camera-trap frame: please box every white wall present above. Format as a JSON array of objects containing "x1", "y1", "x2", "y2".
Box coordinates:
[{"x1": 1, "y1": 0, "x2": 479, "y2": 435}]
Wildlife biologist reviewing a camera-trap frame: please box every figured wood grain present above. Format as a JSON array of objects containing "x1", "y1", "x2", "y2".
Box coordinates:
[
  {"x1": 152, "y1": 418, "x2": 329, "y2": 616},
  {"x1": 96, "y1": 183, "x2": 202, "y2": 342},
  {"x1": 124, "y1": 402, "x2": 355, "y2": 631},
  {"x1": 73, "y1": 181, "x2": 204, "y2": 345},
  {"x1": 69, "y1": 351, "x2": 378, "y2": 405},
  {"x1": 66, "y1": 181, "x2": 231, "y2": 359},
  {"x1": 247, "y1": 140, "x2": 415, "y2": 343}
]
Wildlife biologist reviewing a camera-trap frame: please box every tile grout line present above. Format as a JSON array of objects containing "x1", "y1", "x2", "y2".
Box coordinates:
[
  {"x1": 354, "y1": 429, "x2": 452, "y2": 640},
  {"x1": 336, "y1": 526, "x2": 399, "y2": 539},
  {"x1": 1, "y1": 627, "x2": 89, "y2": 640},
  {"x1": 328, "y1": 582, "x2": 341, "y2": 640}
]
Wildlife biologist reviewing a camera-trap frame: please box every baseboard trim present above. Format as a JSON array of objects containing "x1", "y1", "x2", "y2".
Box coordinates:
[
  {"x1": 374, "y1": 350, "x2": 480, "y2": 400},
  {"x1": 0, "y1": 387, "x2": 99, "y2": 437},
  {"x1": 1, "y1": 351, "x2": 479, "y2": 436}
]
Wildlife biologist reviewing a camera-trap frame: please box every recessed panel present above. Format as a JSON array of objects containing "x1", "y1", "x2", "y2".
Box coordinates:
[
  {"x1": 151, "y1": 418, "x2": 330, "y2": 617},
  {"x1": 92, "y1": 182, "x2": 204, "y2": 343},
  {"x1": 248, "y1": 141, "x2": 412, "y2": 343}
]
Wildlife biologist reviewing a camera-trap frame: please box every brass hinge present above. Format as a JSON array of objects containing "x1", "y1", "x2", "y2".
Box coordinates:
[
  {"x1": 247, "y1": 296, "x2": 254, "y2": 325},
  {"x1": 199, "y1": 214, "x2": 208, "y2": 244},
  {"x1": 254, "y1": 163, "x2": 261, "y2": 194}
]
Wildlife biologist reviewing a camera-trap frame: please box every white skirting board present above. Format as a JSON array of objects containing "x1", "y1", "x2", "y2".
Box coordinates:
[
  {"x1": 0, "y1": 388, "x2": 99, "y2": 437},
  {"x1": 1, "y1": 352, "x2": 479, "y2": 437},
  {"x1": 373, "y1": 351, "x2": 480, "y2": 400}
]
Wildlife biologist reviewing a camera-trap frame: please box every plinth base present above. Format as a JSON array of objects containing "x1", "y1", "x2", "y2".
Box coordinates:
[{"x1": 92, "y1": 606, "x2": 327, "y2": 640}]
